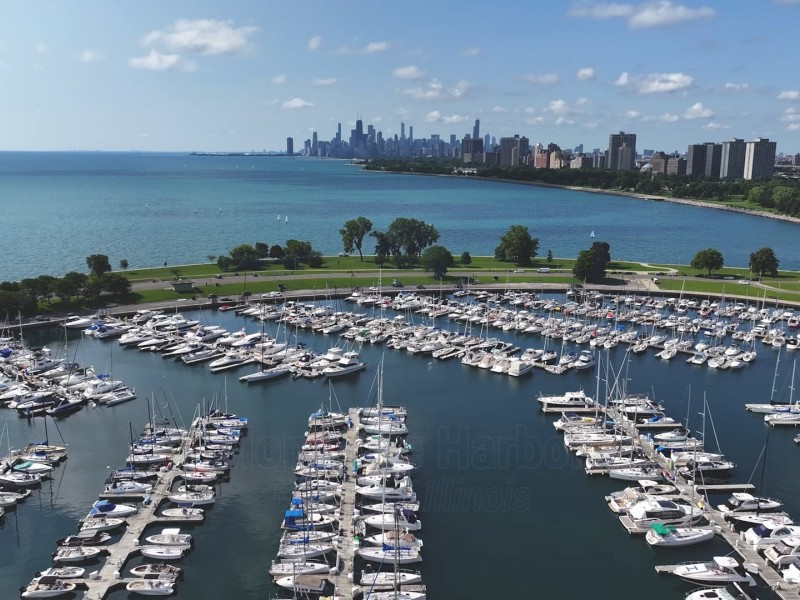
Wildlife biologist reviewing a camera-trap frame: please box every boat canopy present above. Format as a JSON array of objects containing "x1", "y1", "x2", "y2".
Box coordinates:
[{"x1": 650, "y1": 523, "x2": 674, "y2": 536}]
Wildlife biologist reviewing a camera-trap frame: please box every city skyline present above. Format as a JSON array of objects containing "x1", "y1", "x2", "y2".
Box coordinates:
[{"x1": 3, "y1": 1, "x2": 800, "y2": 152}]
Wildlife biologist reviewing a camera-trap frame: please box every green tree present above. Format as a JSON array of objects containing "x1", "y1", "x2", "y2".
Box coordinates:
[
  {"x1": 254, "y1": 242, "x2": 270, "y2": 258},
  {"x1": 229, "y1": 244, "x2": 261, "y2": 270},
  {"x1": 284, "y1": 240, "x2": 313, "y2": 262},
  {"x1": 86, "y1": 254, "x2": 111, "y2": 277},
  {"x1": 572, "y1": 242, "x2": 611, "y2": 283},
  {"x1": 749, "y1": 247, "x2": 779, "y2": 278},
  {"x1": 119, "y1": 259, "x2": 129, "y2": 271},
  {"x1": 460, "y1": 251, "x2": 472, "y2": 266},
  {"x1": 546, "y1": 249, "x2": 553, "y2": 264},
  {"x1": 62, "y1": 272, "x2": 88, "y2": 297},
  {"x1": 307, "y1": 251, "x2": 324, "y2": 268},
  {"x1": 103, "y1": 273, "x2": 132, "y2": 296},
  {"x1": 495, "y1": 225, "x2": 539, "y2": 267},
  {"x1": 217, "y1": 256, "x2": 233, "y2": 272},
  {"x1": 747, "y1": 186, "x2": 772, "y2": 207},
  {"x1": 384, "y1": 218, "x2": 439, "y2": 258},
  {"x1": 371, "y1": 231, "x2": 392, "y2": 266},
  {"x1": 420, "y1": 246, "x2": 455, "y2": 279},
  {"x1": 339, "y1": 216, "x2": 373, "y2": 261},
  {"x1": 207, "y1": 255, "x2": 217, "y2": 264},
  {"x1": 283, "y1": 255, "x2": 298, "y2": 270},
  {"x1": 269, "y1": 245, "x2": 286, "y2": 259},
  {"x1": 691, "y1": 248, "x2": 724, "y2": 275}
]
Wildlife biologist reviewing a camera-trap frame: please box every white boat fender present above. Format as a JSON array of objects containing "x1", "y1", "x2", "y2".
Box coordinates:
[
  {"x1": 113, "y1": 571, "x2": 121, "y2": 579},
  {"x1": 133, "y1": 539, "x2": 140, "y2": 546}
]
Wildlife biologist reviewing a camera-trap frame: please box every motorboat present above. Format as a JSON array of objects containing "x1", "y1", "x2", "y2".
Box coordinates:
[
  {"x1": 52, "y1": 546, "x2": 104, "y2": 563},
  {"x1": 86, "y1": 500, "x2": 137, "y2": 519},
  {"x1": 144, "y1": 528, "x2": 192, "y2": 546},
  {"x1": 125, "y1": 579, "x2": 175, "y2": 595},
  {"x1": 0, "y1": 489, "x2": 30, "y2": 508},
  {"x1": 99, "y1": 386, "x2": 137, "y2": 406},
  {"x1": 684, "y1": 582, "x2": 757, "y2": 600},
  {"x1": 129, "y1": 563, "x2": 183, "y2": 578},
  {"x1": 741, "y1": 521, "x2": 800, "y2": 547},
  {"x1": 322, "y1": 351, "x2": 366, "y2": 378},
  {"x1": 101, "y1": 480, "x2": 153, "y2": 497},
  {"x1": 0, "y1": 471, "x2": 42, "y2": 487},
  {"x1": 763, "y1": 537, "x2": 800, "y2": 567},
  {"x1": 167, "y1": 491, "x2": 215, "y2": 506},
  {"x1": 20, "y1": 580, "x2": 78, "y2": 598},
  {"x1": 356, "y1": 477, "x2": 417, "y2": 502},
  {"x1": 645, "y1": 524, "x2": 717, "y2": 547},
  {"x1": 626, "y1": 499, "x2": 704, "y2": 529},
  {"x1": 140, "y1": 545, "x2": 189, "y2": 560},
  {"x1": 663, "y1": 556, "x2": 756, "y2": 586},
  {"x1": 717, "y1": 493, "x2": 782, "y2": 514},
  {"x1": 34, "y1": 566, "x2": 85, "y2": 579},
  {"x1": 79, "y1": 516, "x2": 125, "y2": 532},
  {"x1": 57, "y1": 531, "x2": 111, "y2": 546},
  {"x1": 160, "y1": 507, "x2": 205, "y2": 520}
]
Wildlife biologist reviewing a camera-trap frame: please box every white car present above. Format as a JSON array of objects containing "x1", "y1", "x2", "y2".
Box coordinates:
[
  {"x1": 738, "y1": 279, "x2": 750, "y2": 285},
  {"x1": 513, "y1": 269, "x2": 524, "y2": 273}
]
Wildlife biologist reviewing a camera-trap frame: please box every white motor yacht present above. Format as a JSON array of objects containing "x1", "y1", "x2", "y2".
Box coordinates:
[{"x1": 662, "y1": 556, "x2": 756, "y2": 587}]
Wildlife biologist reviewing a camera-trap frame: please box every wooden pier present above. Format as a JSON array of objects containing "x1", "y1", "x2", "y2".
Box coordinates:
[
  {"x1": 610, "y1": 407, "x2": 800, "y2": 599},
  {"x1": 329, "y1": 408, "x2": 361, "y2": 600}
]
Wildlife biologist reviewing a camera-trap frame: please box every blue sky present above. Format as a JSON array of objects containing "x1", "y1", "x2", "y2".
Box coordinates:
[{"x1": 2, "y1": 1, "x2": 799, "y2": 153}]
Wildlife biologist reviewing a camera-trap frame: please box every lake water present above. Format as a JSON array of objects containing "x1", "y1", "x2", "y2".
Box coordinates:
[
  {"x1": 1, "y1": 300, "x2": 797, "y2": 600},
  {"x1": 2, "y1": 152, "x2": 800, "y2": 281}
]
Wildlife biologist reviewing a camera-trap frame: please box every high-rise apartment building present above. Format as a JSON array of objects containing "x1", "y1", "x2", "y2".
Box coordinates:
[
  {"x1": 473, "y1": 119, "x2": 480, "y2": 140},
  {"x1": 686, "y1": 144, "x2": 707, "y2": 177},
  {"x1": 286, "y1": 137, "x2": 294, "y2": 156},
  {"x1": 744, "y1": 138, "x2": 777, "y2": 180},
  {"x1": 704, "y1": 142, "x2": 722, "y2": 179},
  {"x1": 607, "y1": 132, "x2": 636, "y2": 170},
  {"x1": 720, "y1": 138, "x2": 746, "y2": 180}
]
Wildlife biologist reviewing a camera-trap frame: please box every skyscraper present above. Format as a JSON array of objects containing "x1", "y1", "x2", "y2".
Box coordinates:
[
  {"x1": 720, "y1": 138, "x2": 746, "y2": 179},
  {"x1": 311, "y1": 131, "x2": 318, "y2": 156},
  {"x1": 286, "y1": 137, "x2": 294, "y2": 156},
  {"x1": 607, "y1": 132, "x2": 636, "y2": 171},
  {"x1": 473, "y1": 119, "x2": 480, "y2": 140},
  {"x1": 704, "y1": 142, "x2": 722, "y2": 179},
  {"x1": 686, "y1": 144, "x2": 707, "y2": 177},
  {"x1": 336, "y1": 123, "x2": 342, "y2": 144},
  {"x1": 401, "y1": 122, "x2": 406, "y2": 140},
  {"x1": 744, "y1": 137, "x2": 777, "y2": 180}
]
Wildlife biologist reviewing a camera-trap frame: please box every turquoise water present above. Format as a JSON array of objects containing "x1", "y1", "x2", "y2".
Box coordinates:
[
  {"x1": 2, "y1": 152, "x2": 799, "y2": 280},
  {"x1": 0, "y1": 303, "x2": 795, "y2": 600}
]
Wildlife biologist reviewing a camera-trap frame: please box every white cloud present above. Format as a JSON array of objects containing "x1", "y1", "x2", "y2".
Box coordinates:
[
  {"x1": 780, "y1": 107, "x2": 800, "y2": 122},
  {"x1": 425, "y1": 111, "x2": 468, "y2": 124},
  {"x1": 492, "y1": 106, "x2": 509, "y2": 113},
  {"x1": 547, "y1": 99, "x2": 570, "y2": 115},
  {"x1": 458, "y1": 47, "x2": 480, "y2": 57},
  {"x1": 524, "y1": 107, "x2": 537, "y2": 114},
  {"x1": 525, "y1": 116, "x2": 546, "y2": 125},
  {"x1": 789, "y1": 123, "x2": 800, "y2": 131},
  {"x1": 626, "y1": 110, "x2": 642, "y2": 119},
  {"x1": 282, "y1": 98, "x2": 313, "y2": 109},
  {"x1": 628, "y1": 1, "x2": 715, "y2": 28},
  {"x1": 143, "y1": 19, "x2": 258, "y2": 56},
  {"x1": 403, "y1": 79, "x2": 472, "y2": 101},
  {"x1": 723, "y1": 82, "x2": 749, "y2": 91},
  {"x1": 703, "y1": 121, "x2": 729, "y2": 129},
  {"x1": 35, "y1": 43, "x2": 48, "y2": 54},
  {"x1": 778, "y1": 90, "x2": 800, "y2": 100},
  {"x1": 270, "y1": 74, "x2": 287, "y2": 84},
  {"x1": 683, "y1": 102, "x2": 714, "y2": 119},
  {"x1": 568, "y1": 2, "x2": 634, "y2": 18},
  {"x1": 615, "y1": 71, "x2": 693, "y2": 94},
  {"x1": 338, "y1": 41, "x2": 390, "y2": 55},
  {"x1": 659, "y1": 113, "x2": 680, "y2": 122},
  {"x1": 311, "y1": 77, "x2": 337, "y2": 86},
  {"x1": 569, "y1": 1, "x2": 714, "y2": 28},
  {"x1": 519, "y1": 73, "x2": 560, "y2": 85},
  {"x1": 364, "y1": 41, "x2": 389, "y2": 54},
  {"x1": 80, "y1": 50, "x2": 104, "y2": 63},
  {"x1": 307, "y1": 35, "x2": 322, "y2": 51},
  {"x1": 555, "y1": 117, "x2": 575, "y2": 125},
  {"x1": 575, "y1": 97, "x2": 590, "y2": 106},
  {"x1": 128, "y1": 50, "x2": 195, "y2": 72},
  {"x1": 576, "y1": 67, "x2": 595, "y2": 81},
  {"x1": 393, "y1": 65, "x2": 424, "y2": 80}
]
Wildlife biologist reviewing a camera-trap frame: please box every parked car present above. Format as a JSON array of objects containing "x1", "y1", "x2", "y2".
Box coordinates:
[{"x1": 392, "y1": 279, "x2": 403, "y2": 288}]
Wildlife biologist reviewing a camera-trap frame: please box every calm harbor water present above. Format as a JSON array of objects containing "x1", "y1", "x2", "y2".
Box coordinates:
[
  {"x1": 1, "y1": 300, "x2": 798, "y2": 600},
  {"x1": 2, "y1": 152, "x2": 800, "y2": 281}
]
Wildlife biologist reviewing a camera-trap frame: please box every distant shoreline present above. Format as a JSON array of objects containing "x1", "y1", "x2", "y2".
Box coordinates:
[{"x1": 365, "y1": 167, "x2": 800, "y2": 226}]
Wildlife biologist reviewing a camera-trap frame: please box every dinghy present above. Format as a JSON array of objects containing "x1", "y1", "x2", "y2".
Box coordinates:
[
  {"x1": 125, "y1": 579, "x2": 175, "y2": 595},
  {"x1": 140, "y1": 545, "x2": 189, "y2": 560},
  {"x1": 144, "y1": 528, "x2": 192, "y2": 546},
  {"x1": 129, "y1": 563, "x2": 182, "y2": 578},
  {"x1": 52, "y1": 546, "x2": 103, "y2": 563},
  {"x1": 20, "y1": 580, "x2": 78, "y2": 598}
]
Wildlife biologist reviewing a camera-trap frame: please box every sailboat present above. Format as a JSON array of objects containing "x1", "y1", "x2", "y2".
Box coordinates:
[{"x1": 590, "y1": 230, "x2": 595, "y2": 238}]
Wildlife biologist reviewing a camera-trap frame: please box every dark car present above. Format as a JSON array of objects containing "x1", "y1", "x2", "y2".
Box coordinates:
[{"x1": 34, "y1": 315, "x2": 51, "y2": 321}]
